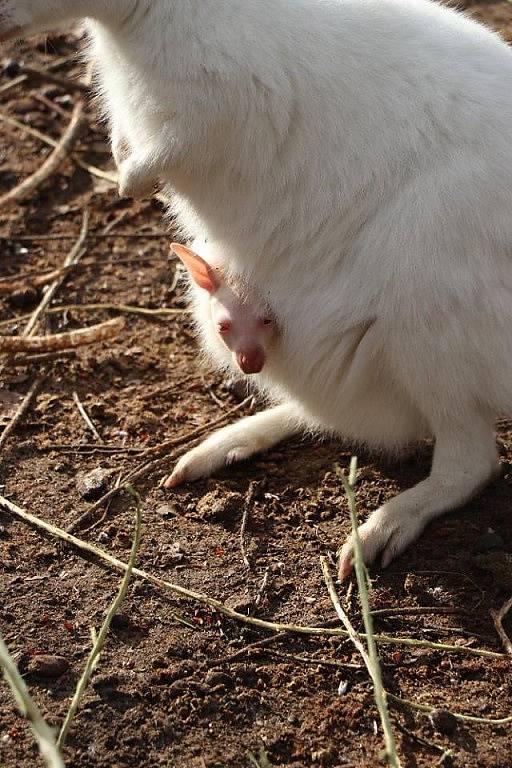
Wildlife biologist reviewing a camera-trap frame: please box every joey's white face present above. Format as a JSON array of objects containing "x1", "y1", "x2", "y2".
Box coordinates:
[{"x1": 210, "y1": 283, "x2": 276, "y2": 375}]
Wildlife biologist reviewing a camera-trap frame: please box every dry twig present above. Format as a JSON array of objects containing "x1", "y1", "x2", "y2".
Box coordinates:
[
  {"x1": 72, "y1": 391, "x2": 104, "y2": 443},
  {"x1": 0, "y1": 378, "x2": 45, "y2": 452},
  {"x1": 0, "y1": 100, "x2": 85, "y2": 207},
  {"x1": 0, "y1": 267, "x2": 68, "y2": 295},
  {"x1": 4, "y1": 350, "x2": 77, "y2": 367},
  {"x1": 0, "y1": 232, "x2": 168, "y2": 243},
  {"x1": 1, "y1": 494, "x2": 508, "y2": 662},
  {"x1": 0, "y1": 317, "x2": 125, "y2": 353},
  {"x1": 22, "y1": 210, "x2": 90, "y2": 338},
  {"x1": 0, "y1": 304, "x2": 187, "y2": 330},
  {"x1": 240, "y1": 481, "x2": 260, "y2": 570},
  {"x1": 490, "y1": 595, "x2": 512, "y2": 657},
  {"x1": 15, "y1": 62, "x2": 90, "y2": 93}
]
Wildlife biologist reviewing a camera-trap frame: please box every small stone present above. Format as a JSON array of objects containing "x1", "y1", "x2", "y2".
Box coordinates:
[
  {"x1": 27, "y1": 654, "x2": 69, "y2": 679},
  {"x1": 157, "y1": 503, "x2": 179, "y2": 519},
  {"x1": 196, "y1": 490, "x2": 243, "y2": 525},
  {"x1": 311, "y1": 748, "x2": 334, "y2": 764},
  {"x1": 114, "y1": 531, "x2": 132, "y2": 549},
  {"x1": 76, "y1": 468, "x2": 110, "y2": 501},
  {"x1": 7, "y1": 287, "x2": 40, "y2": 309},
  {"x1": 3, "y1": 58, "x2": 20, "y2": 78},
  {"x1": 204, "y1": 670, "x2": 234, "y2": 689},
  {"x1": 224, "y1": 377, "x2": 250, "y2": 401},
  {"x1": 110, "y1": 612, "x2": 131, "y2": 630},
  {"x1": 429, "y1": 709, "x2": 458, "y2": 736}
]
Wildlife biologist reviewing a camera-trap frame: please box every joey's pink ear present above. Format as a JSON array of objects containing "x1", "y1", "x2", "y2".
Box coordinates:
[{"x1": 170, "y1": 243, "x2": 219, "y2": 293}]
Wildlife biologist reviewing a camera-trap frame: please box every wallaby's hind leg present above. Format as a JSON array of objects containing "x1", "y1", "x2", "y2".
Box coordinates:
[
  {"x1": 338, "y1": 409, "x2": 499, "y2": 579},
  {"x1": 165, "y1": 403, "x2": 302, "y2": 487}
]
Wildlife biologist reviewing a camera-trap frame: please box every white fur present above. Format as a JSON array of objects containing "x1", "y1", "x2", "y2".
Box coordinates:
[{"x1": 5, "y1": 0, "x2": 512, "y2": 574}]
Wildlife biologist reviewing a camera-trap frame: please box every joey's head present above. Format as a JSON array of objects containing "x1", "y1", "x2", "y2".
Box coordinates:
[{"x1": 171, "y1": 243, "x2": 277, "y2": 375}]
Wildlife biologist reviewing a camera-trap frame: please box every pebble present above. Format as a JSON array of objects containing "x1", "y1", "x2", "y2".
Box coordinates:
[
  {"x1": 196, "y1": 490, "x2": 243, "y2": 524},
  {"x1": 225, "y1": 377, "x2": 250, "y2": 401},
  {"x1": 27, "y1": 654, "x2": 69, "y2": 679},
  {"x1": 204, "y1": 670, "x2": 234, "y2": 689},
  {"x1": 429, "y1": 709, "x2": 458, "y2": 736},
  {"x1": 110, "y1": 612, "x2": 131, "y2": 631},
  {"x1": 157, "y1": 503, "x2": 179, "y2": 519},
  {"x1": 76, "y1": 468, "x2": 110, "y2": 501},
  {"x1": 2, "y1": 58, "x2": 20, "y2": 78},
  {"x1": 7, "y1": 287, "x2": 40, "y2": 309}
]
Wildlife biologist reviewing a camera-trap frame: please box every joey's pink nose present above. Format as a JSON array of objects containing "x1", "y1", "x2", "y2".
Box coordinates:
[{"x1": 236, "y1": 347, "x2": 265, "y2": 374}]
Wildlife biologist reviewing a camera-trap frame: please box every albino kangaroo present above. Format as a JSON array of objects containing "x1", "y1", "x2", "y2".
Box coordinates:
[{"x1": 3, "y1": 0, "x2": 512, "y2": 578}]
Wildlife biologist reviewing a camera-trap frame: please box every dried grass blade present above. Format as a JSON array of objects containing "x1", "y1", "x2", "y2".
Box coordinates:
[
  {"x1": 57, "y1": 487, "x2": 142, "y2": 748},
  {"x1": 0, "y1": 635, "x2": 64, "y2": 768}
]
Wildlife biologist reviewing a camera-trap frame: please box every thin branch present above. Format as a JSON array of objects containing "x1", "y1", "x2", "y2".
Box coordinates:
[
  {"x1": 57, "y1": 488, "x2": 142, "y2": 748},
  {"x1": 0, "y1": 251, "x2": 173, "y2": 288},
  {"x1": 387, "y1": 693, "x2": 512, "y2": 726},
  {"x1": 0, "y1": 101, "x2": 85, "y2": 207},
  {"x1": 321, "y1": 557, "x2": 370, "y2": 667},
  {"x1": 72, "y1": 392, "x2": 103, "y2": 443},
  {"x1": 490, "y1": 595, "x2": 512, "y2": 657},
  {"x1": 0, "y1": 377, "x2": 44, "y2": 452},
  {"x1": 13, "y1": 62, "x2": 90, "y2": 93},
  {"x1": 0, "y1": 635, "x2": 64, "y2": 768},
  {"x1": 0, "y1": 317, "x2": 125, "y2": 353},
  {"x1": 0, "y1": 232, "x2": 169, "y2": 242},
  {"x1": 0, "y1": 305, "x2": 188, "y2": 330},
  {"x1": 39, "y1": 443, "x2": 145, "y2": 455},
  {"x1": 45, "y1": 303, "x2": 187, "y2": 319},
  {"x1": 0, "y1": 268, "x2": 70, "y2": 295},
  {"x1": 22, "y1": 210, "x2": 90, "y2": 338},
  {"x1": 240, "y1": 481, "x2": 259, "y2": 570},
  {"x1": 1, "y1": 494, "x2": 507, "y2": 661},
  {"x1": 0, "y1": 55, "x2": 75, "y2": 96},
  {"x1": 4, "y1": 351, "x2": 77, "y2": 367}
]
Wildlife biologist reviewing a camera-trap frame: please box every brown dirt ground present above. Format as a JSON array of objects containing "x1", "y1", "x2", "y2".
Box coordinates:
[{"x1": 1, "y1": 3, "x2": 512, "y2": 767}]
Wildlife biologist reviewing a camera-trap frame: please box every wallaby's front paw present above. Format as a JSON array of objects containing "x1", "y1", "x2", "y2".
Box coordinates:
[
  {"x1": 164, "y1": 441, "x2": 257, "y2": 488},
  {"x1": 337, "y1": 504, "x2": 425, "y2": 580},
  {"x1": 118, "y1": 158, "x2": 156, "y2": 199}
]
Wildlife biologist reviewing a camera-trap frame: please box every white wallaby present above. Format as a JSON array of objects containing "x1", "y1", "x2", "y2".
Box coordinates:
[{"x1": 3, "y1": 0, "x2": 512, "y2": 577}]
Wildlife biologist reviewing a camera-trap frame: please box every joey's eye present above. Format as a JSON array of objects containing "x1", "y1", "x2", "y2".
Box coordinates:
[
  {"x1": 262, "y1": 318, "x2": 272, "y2": 326},
  {"x1": 217, "y1": 320, "x2": 232, "y2": 334}
]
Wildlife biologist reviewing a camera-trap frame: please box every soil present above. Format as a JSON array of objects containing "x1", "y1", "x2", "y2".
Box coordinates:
[{"x1": 1, "y1": 3, "x2": 512, "y2": 767}]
